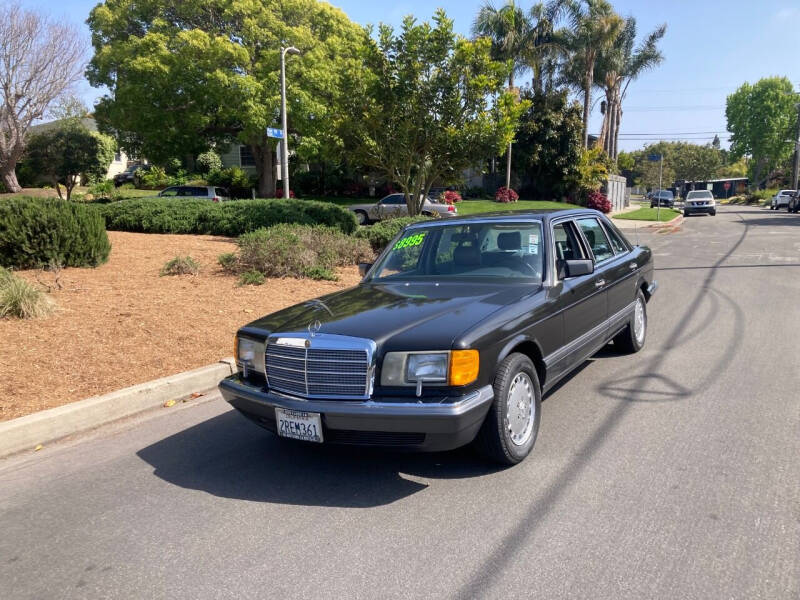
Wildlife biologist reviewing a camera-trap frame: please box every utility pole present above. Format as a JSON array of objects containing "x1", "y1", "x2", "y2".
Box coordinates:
[
  {"x1": 280, "y1": 46, "x2": 301, "y2": 199},
  {"x1": 657, "y1": 154, "x2": 663, "y2": 221},
  {"x1": 792, "y1": 101, "x2": 800, "y2": 192}
]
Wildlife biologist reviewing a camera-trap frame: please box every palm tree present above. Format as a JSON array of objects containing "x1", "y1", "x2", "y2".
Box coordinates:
[
  {"x1": 472, "y1": 1, "x2": 531, "y2": 190},
  {"x1": 595, "y1": 17, "x2": 666, "y2": 160},
  {"x1": 524, "y1": 1, "x2": 567, "y2": 94},
  {"x1": 562, "y1": 0, "x2": 624, "y2": 148}
]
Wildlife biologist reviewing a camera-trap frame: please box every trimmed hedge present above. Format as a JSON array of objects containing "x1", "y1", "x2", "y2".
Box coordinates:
[
  {"x1": 0, "y1": 197, "x2": 111, "y2": 269},
  {"x1": 99, "y1": 198, "x2": 357, "y2": 236},
  {"x1": 355, "y1": 216, "x2": 431, "y2": 253}
]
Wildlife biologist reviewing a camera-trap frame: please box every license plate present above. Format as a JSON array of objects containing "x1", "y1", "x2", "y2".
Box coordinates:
[{"x1": 275, "y1": 408, "x2": 323, "y2": 443}]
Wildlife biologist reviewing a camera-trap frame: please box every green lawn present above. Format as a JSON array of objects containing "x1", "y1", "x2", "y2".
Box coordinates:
[
  {"x1": 299, "y1": 196, "x2": 580, "y2": 215},
  {"x1": 614, "y1": 207, "x2": 681, "y2": 222},
  {"x1": 456, "y1": 199, "x2": 579, "y2": 215}
]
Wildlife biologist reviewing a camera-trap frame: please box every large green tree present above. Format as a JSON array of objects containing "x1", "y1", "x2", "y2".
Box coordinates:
[
  {"x1": 25, "y1": 123, "x2": 116, "y2": 200},
  {"x1": 726, "y1": 77, "x2": 796, "y2": 187},
  {"x1": 343, "y1": 10, "x2": 527, "y2": 216},
  {"x1": 512, "y1": 88, "x2": 582, "y2": 199},
  {"x1": 86, "y1": 0, "x2": 365, "y2": 197}
]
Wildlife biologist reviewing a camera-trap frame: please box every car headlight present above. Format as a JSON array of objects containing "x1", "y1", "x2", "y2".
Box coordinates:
[
  {"x1": 235, "y1": 335, "x2": 266, "y2": 376},
  {"x1": 381, "y1": 350, "x2": 479, "y2": 389}
]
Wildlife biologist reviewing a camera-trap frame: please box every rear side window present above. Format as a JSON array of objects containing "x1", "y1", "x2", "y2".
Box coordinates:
[
  {"x1": 577, "y1": 218, "x2": 614, "y2": 263},
  {"x1": 215, "y1": 187, "x2": 229, "y2": 197}
]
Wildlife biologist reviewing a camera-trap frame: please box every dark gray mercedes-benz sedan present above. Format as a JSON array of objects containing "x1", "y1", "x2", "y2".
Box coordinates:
[{"x1": 219, "y1": 209, "x2": 657, "y2": 464}]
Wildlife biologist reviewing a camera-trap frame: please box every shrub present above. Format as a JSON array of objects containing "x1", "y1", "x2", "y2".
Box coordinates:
[
  {"x1": 196, "y1": 151, "x2": 223, "y2": 175},
  {"x1": 495, "y1": 187, "x2": 519, "y2": 203},
  {"x1": 0, "y1": 268, "x2": 55, "y2": 319},
  {"x1": 354, "y1": 216, "x2": 431, "y2": 253},
  {"x1": 0, "y1": 197, "x2": 111, "y2": 269},
  {"x1": 217, "y1": 252, "x2": 238, "y2": 271},
  {"x1": 234, "y1": 225, "x2": 373, "y2": 280},
  {"x1": 238, "y1": 270, "x2": 266, "y2": 286},
  {"x1": 440, "y1": 190, "x2": 462, "y2": 204},
  {"x1": 586, "y1": 190, "x2": 612, "y2": 213},
  {"x1": 89, "y1": 180, "x2": 115, "y2": 198},
  {"x1": 99, "y1": 198, "x2": 358, "y2": 236},
  {"x1": 207, "y1": 167, "x2": 253, "y2": 198},
  {"x1": 136, "y1": 166, "x2": 170, "y2": 189},
  {"x1": 160, "y1": 255, "x2": 200, "y2": 276}
]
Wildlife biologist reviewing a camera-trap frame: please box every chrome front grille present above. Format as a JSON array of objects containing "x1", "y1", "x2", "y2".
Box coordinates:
[{"x1": 265, "y1": 334, "x2": 374, "y2": 399}]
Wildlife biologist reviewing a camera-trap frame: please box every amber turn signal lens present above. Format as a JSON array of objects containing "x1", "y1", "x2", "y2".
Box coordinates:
[{"x1": 449, "y1": 349, "x2": 479, "y2": 386}]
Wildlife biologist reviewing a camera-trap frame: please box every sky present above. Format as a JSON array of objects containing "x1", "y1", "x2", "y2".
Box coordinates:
[{"x1": 26, "y1": 0, "x2": 800, "y2": 152}]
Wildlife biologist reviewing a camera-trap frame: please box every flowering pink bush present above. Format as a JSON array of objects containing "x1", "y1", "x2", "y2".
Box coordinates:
[
  {"x1": 440, "y1": 190, "x2": 462, "y2": 204},
  {"x1": 495, "y1": 186, "x2": 519, "y2": 203},
  {"x1": 586, "y1": 190, "x2": 612, "y2": 213},
  {"x1": 274, "y1": 188, "x2": 296, "y2": 198}
]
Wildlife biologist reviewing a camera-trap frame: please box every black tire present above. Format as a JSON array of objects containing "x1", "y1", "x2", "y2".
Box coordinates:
[
  {"x1": 613, "y1": 289, "x2": 648, "y2": 353},
  {"x1": 710, "y1": 210, "x2": 716, "y2": 216},
  {"x1": 354, "y1": 210, "x2": 368, "y2": 226},
  {"x1": 683, "y1": 210, "x2": 689, "y2": 217},
  {"x1": 475, "y1": 353, "x2": 542, "y2": 466}
]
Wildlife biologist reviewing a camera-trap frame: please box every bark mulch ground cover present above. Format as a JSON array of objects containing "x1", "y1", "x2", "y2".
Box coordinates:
[{"x1": 0, "y1": 231, "x2": 361, "y2": 422}]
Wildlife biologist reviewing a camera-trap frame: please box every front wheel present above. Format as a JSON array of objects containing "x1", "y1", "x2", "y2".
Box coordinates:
[
  {"x1": 354, "y1": 210, "x2": 368, "y2": 225},
  {"x1": 710, "y1": 210, "x2": 716, "y2": 216},
  {"x1": 613, "y1": 290, "x2": 647, "y2": 353},
  {"x1": 683, "y1": 210, "x2": 689, "y2": 217},
  {"x1": 475, "y1": 353, "x2": 541, "y2": 466}
]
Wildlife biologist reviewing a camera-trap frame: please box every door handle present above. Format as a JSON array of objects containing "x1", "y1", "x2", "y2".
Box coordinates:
[
  {"x1": 595, "y1": 279, "x2": 606, "y2": 288},
  {"x1": 629, "y1": 262, "x2": 638, "y2": 270}
]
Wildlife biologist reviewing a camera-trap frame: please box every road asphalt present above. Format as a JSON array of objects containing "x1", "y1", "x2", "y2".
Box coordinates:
[{"x1": 1, "y1": 204, "x2": 798, "y2": 599}]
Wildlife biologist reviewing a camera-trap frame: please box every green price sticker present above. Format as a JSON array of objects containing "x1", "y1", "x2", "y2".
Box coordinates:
[{"x1": 393, "y1": 232, "x2": 426, "y2": 250}]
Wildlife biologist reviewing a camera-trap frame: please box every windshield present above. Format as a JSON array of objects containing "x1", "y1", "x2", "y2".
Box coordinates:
[
  {"x1": 369, "y1": 221, "x2": 544, "y2": 282},
  {"x1": 686, "y1": 191, "x2": 713, "y2": 199}
]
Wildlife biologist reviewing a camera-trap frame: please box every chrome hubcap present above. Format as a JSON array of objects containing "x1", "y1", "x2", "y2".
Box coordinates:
[
  {"x1": 506, "y1": 373, "x2": 535, "y2": 446},
  {"x1": 634, "y1": 298, "x2": 646, "y2": 344}
]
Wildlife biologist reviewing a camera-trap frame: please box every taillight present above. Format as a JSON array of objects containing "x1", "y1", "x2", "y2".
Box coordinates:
[
  {"x1": 448, "y1": 205, "x2": 455, "y2": 212},
  {"x1": 212, "y1": 197, "x2": 219, "y2": 202}
]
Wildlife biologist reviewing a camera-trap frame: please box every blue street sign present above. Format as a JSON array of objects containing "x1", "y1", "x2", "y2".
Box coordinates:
[
  {"x1": 267, "y1": 127, "x2": 284, "y2": 139},
  {"x1": 648, "y1": 154, "x2": 662, "y2": 161}
]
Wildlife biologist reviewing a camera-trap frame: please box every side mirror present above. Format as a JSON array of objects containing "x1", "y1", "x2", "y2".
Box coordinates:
[
  {"x1": 563, "y1": 259, "x2": 594, "y2": 278},
  {"x1": 358, "y1": 262, "x2": 373, "y2": 277}
]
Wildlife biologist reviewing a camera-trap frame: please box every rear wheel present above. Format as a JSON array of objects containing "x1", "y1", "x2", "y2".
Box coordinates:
[
  {"x1": 613, "y1": 290, "x2": 647, "y2": 353},
  {"x1": 475, "y1": 353, "x2": 541, "y2": 466},
  {"x1": 710, "y1": 210, "x2": 716, "y2": 216},
  {"x1": 354, "y1": 210, "x2": 368, "y2": 225}
]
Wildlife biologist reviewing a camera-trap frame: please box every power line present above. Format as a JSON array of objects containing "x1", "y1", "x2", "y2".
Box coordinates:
[{"x1": 623, "y1": 105, "x2": 725, "y2": 112}]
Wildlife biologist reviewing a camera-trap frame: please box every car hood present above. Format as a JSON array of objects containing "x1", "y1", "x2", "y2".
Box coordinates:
[{"x1": 243, "y1": 281, "x2": 539, "y2": 351}]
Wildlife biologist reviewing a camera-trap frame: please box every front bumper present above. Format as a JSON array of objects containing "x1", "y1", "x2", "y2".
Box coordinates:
[
  {"x1": 218, "y1": 375, "x2": 494, "y2": 452},
  {"x1": 684, "y1": 204, "x2": 715, "y2": 214}
]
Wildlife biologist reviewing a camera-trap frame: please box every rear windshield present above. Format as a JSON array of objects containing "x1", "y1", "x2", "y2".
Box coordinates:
[{"x1": 686, "y1": 191, "x2": 713, "y2": 199}]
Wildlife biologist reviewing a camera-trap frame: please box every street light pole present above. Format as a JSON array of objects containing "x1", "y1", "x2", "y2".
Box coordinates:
[
  {"x1": 280, "y1": 46, "x2": 301, "y2": 200},
  {"x1": 792, "y1": 102, "x2": 800, "y2": 192}
]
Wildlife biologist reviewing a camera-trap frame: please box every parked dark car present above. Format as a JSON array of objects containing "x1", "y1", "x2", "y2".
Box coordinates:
[
  {"x1": 786, "y1": 191, "x2": 800, "y2": 213},
  {"x1": 219, "y1": 209, "x2": 657, "y2": 465},
  {"x1": 649, "y1": 190, "x2": 674, "y2": 208},
  {"x1": 113, "y1": 164, "x2": 151, "y2": 187}
]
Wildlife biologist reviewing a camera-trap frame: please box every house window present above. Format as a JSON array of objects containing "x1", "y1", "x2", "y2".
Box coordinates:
[{"x1": 239, "y1": 145, "x2": 255, "y2": 167}]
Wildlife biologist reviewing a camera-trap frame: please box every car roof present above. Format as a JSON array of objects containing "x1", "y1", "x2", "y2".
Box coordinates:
[{"x1": 403, "y1": 208, "x2": 606, "y2": 229}]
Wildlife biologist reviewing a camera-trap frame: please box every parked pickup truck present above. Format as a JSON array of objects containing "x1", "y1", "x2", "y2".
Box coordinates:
[{"x1": 219, "y1": 209, "x2": 657, "y2": 465}]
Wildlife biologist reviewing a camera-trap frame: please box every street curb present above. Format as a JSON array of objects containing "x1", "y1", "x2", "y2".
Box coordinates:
[
  {"x1": 612, "y1": 213, "x2": 683, "y2": 231},
  {"x1": 0, "y1": 358, "x2": 236, "y2": 459}
]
